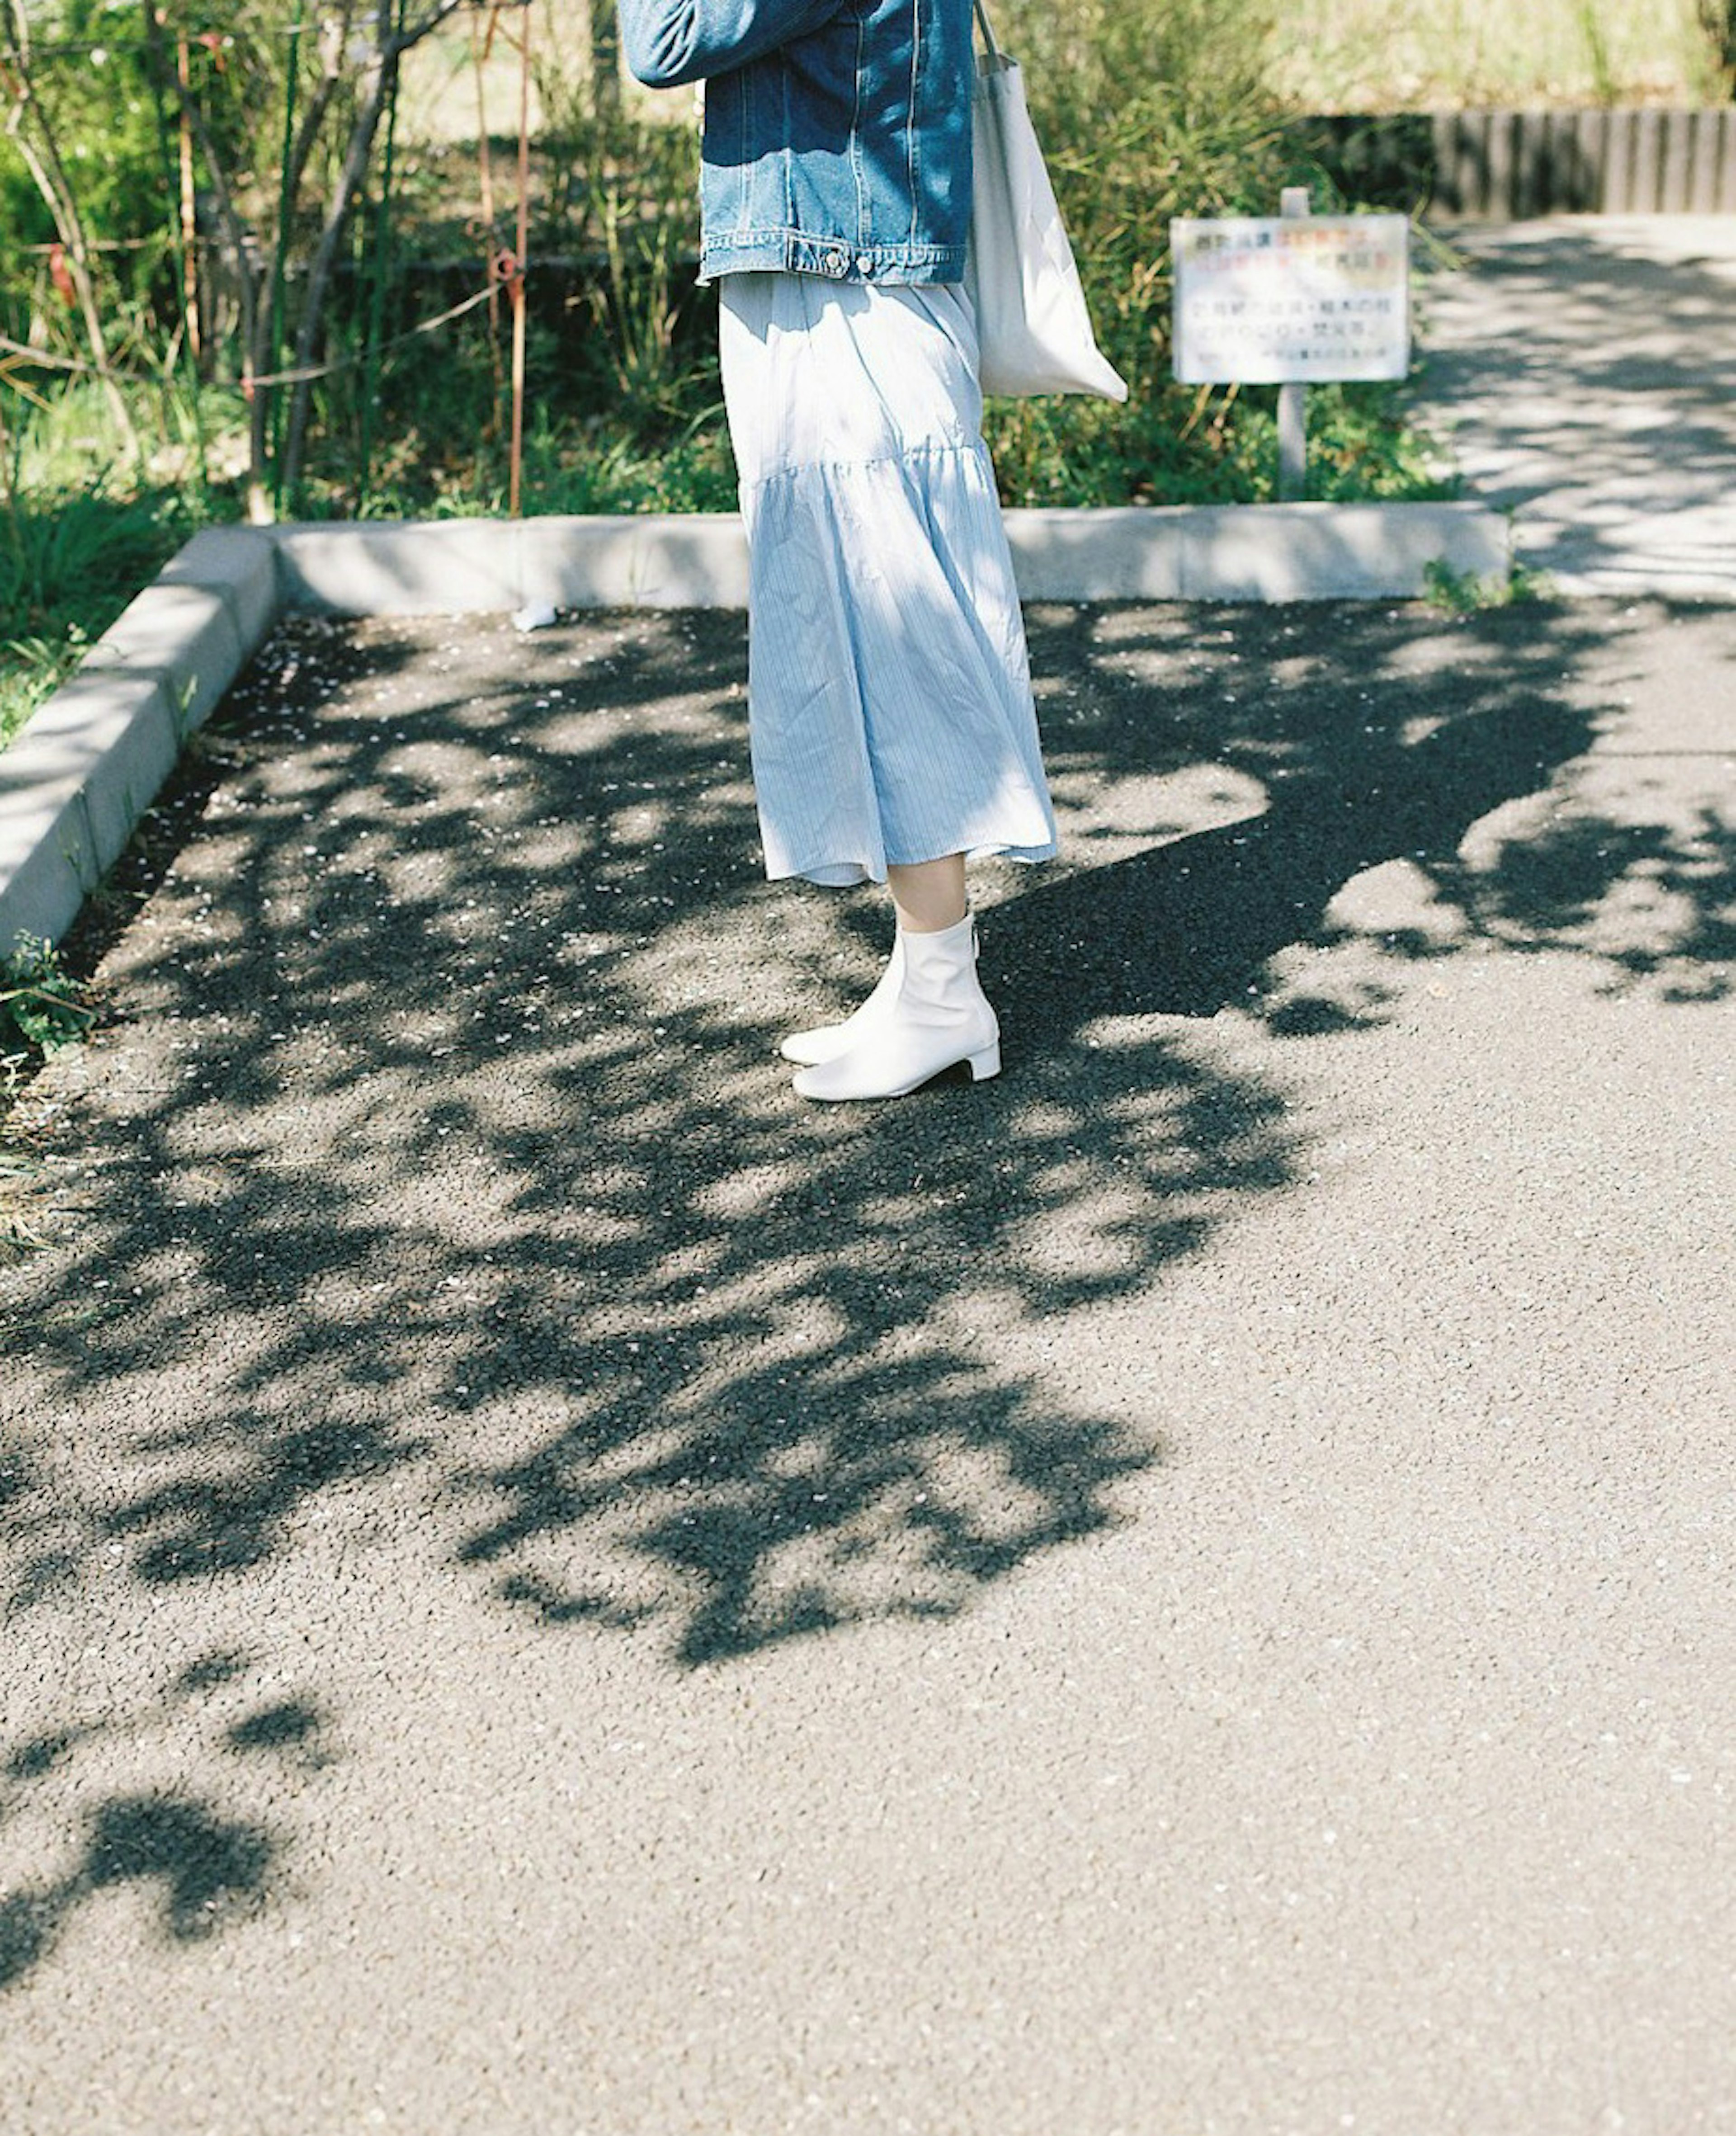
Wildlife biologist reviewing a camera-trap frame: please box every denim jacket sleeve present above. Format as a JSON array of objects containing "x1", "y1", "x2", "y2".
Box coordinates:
[{"x1": 619, "y1": 0, "x2": 847, "y2": 88}]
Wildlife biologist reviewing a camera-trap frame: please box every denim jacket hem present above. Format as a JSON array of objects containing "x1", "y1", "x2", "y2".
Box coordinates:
[{"x1": 699, "y1": 230, "x2": 967, "y2": 286}]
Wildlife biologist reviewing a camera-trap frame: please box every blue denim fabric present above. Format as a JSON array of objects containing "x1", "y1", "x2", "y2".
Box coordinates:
[{"x1": 619, "y1": 0, "x2": 973, "y2": 285}]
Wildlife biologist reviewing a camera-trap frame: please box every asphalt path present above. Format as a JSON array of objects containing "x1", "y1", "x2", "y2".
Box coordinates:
[
  {"x1": 1420, "y1": 216, "x2": 1736, "y2": 597},
  {"x1": 3, "y1": 584, "x2": 1733, "y2": 2132}
]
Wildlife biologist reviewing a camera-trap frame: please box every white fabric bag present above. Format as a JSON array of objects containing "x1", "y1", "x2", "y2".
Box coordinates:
[{"x1": 963, "y1": 0, "x2": 1128, "y2": 402}]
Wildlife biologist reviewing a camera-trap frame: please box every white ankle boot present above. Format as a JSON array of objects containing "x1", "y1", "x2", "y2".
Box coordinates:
[
  {"x1": 791, "y1": 915, "x2": 1000, "y2": 1101},
  {"x1": 780, "y1": 932, "x2": 907, "y2": 1066}
]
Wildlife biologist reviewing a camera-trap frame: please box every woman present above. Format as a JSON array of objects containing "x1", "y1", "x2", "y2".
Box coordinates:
[{"x1": 620, "y1": 0, "x2": 1058, "y2": 1100}]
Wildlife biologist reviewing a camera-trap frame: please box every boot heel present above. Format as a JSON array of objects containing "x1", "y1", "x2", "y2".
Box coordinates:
[{"x1": 790, "y1": 915, "x2": 1000, "y2": 1102}]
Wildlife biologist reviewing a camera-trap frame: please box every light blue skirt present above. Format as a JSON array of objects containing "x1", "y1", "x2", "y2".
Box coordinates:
[{"x1": 719, "y1": 272, "x2": 1060, "y2": 886}]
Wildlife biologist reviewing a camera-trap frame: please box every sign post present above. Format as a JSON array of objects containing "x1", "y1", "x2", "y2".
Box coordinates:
[
  {"x1": 1275, "y1": 187, "x2": 1311, "y2": 500},
  {"x1": 1170, "y1": 198, "x2": 1410, "y2": 502}
]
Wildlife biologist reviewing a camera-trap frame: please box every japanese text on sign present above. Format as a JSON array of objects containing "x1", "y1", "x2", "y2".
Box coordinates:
[{"x1": 1170, "y1": 214, "x2": 1410, "y2": 385}]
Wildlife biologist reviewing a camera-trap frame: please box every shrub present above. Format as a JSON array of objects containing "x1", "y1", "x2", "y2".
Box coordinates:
[
  {"x1": 979, "y1": 0, "x2": 1433, "y2": 503},
  {"x1": 1, "y1": 0, "x2": 1442, "y2": 529}
]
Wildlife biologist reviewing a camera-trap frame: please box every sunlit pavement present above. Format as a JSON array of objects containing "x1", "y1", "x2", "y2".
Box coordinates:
[
  {"x1": 1421, "y1": 214, "x2": 1736, "y2": 597},
  {"x1": 3, "y1": 566, "x2": 1731, "y2": 2134},
  {"x1": 10, "y1": 204, "x2": 1736, "y2": 2131}
]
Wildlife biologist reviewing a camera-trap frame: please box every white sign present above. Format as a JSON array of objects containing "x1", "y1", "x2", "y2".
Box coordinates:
[{"x1": 1171, "y1": 214, "x2": 1410, "y2": 385}]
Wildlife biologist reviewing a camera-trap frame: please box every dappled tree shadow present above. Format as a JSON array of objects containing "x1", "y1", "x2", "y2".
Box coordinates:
[
  {"x1": 0, "y1": 1794, "x2": 273, "y2": 1990},
  {"x1": 2, "y1": 586, "x2": 1723, "y2": 1974},
  {"x1": 0, "y1": 1649, "x2": 332, "y2": 1990},
  {"x1": 1444, "y1": 810, "x2": 1736, "y2": 1001},
  {"x1": 1418, "y1": 233, "x2": 1736, "y2": 594},
  {"x1": 8, "y1": 608, "x2": 1230, "y2": 1669},
  {"x1": 994, "y1": 605, "x2": 1602, "y2": 1028}
]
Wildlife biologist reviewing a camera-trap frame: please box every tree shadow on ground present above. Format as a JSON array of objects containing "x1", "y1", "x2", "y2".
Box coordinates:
[
  {"x1": 1417, "y1": 234, "x2": 1736, "y2": 594},
  {"x1": 0, "y1": 1646, "x2": 331, "y2": 1989},
  {"x1": 3, "y1": 589, "x2": 1725, "y2": 1984}
]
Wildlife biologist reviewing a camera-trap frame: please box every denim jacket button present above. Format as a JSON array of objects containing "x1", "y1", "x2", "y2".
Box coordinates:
[
  {"x1": 855, "y1": 255, "x2": 874, "y2": 274},
  {"x1": 824, "y1": 249, "x2": 848, "y2": 276}
]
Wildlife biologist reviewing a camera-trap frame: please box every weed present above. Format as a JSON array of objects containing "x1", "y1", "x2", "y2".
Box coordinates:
[
  {"x1": 1, "y1": 938, "x2": 97, "y2": 1252},
  {"x1": 0, "y1": 628, "x2": 86, "y2": 750},
  {"x1": 0, "y1": 937, "x2": 98, "y2": 1061},
  {"x1": 1421, "y1": 556, "x2": 1554, "y2": 613},
  {"x1": 0, "y1": 1045, "x2": 67, "y2": 1259},
  {"x1": 0, "y1": 1144, "x2": 51, "y2": 1258}
]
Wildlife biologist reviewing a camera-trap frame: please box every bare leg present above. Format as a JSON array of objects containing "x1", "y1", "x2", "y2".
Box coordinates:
[{"x1": 887, "y1": 852, "x2": 968, "y2": 933}]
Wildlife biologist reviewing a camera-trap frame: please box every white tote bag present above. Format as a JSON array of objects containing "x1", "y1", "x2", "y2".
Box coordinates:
[{"x1": 964, "y1": 0, "x2": 1128, "y2": 402}]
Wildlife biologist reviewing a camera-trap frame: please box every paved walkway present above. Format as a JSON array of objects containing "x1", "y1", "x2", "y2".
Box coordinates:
[
  {"x1": 1, "y1": 231, "x2": 1734, "y2": 2136},
  {"x1": 1420, "y1": 215, "x2": 1736, "y2": 595}
]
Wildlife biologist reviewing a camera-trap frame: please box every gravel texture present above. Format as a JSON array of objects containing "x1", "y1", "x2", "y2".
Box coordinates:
[{"x1": 1, "y1": 593, "x2": 1733, "y2": 2135}]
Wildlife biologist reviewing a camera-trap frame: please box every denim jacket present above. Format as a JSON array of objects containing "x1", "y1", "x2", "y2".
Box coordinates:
[{"x1": 619, "y1": 0, "x2": 973, "y2": 284}]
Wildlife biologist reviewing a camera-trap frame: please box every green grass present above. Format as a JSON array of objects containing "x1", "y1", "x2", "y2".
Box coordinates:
[
  {"x1": 0, "y1": 937, "x2": 103, "y2": 1262},
  {"x1": 1, "y1": 373, "x2": 243, "y2": 742},
  {"x1": 0, "y1": 486, "x2": 204, "y2": 750},
  {"x1": 1421, "y1": 555, "x2": 1555, "y2": 612}
]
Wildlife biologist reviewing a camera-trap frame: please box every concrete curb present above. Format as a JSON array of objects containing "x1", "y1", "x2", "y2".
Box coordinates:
[
  {"x1": 1, "y1": 503, "x2": 1506, "y2": 952},
  {"x1": 1, "y1": 528, "x2": 282, "y2": 955},
  {"x1": 271, "y1": 503, "x2": 1506, "y2": 614},
  {"x1": 1006, "y1": 502, "x2": 1506, "y2": 602}
]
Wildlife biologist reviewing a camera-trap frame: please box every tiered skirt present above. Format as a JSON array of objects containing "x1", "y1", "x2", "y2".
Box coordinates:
[{"x1": 719, "y1": 271, "x2": 1059, "y2": 886}]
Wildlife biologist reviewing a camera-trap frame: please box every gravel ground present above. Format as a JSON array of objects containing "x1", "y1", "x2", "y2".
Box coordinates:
[{"x1": 2, "y1": 593, "x2": 1733, "y2": 2135}]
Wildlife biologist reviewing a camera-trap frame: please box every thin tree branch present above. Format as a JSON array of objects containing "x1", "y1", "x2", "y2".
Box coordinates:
[{"x1": 1, "y1": 9, "x2": 142, "y2": 463}]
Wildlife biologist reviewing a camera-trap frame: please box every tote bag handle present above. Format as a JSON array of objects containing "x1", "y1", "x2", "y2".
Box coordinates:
[{"x1": 972, "y1": 0, "x2": 1002, "y2": 64}]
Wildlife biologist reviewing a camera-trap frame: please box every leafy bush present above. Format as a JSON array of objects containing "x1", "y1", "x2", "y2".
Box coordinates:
[
  {"x1": 2, "y1": 0, "x2": 1443, "y2": 541},
  {"x1": 0, "y1": 18, "x2": 170, "y2": 329},
  {"x1": 980, "y1": 0, "x2": 1442, "y2": 503}
]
